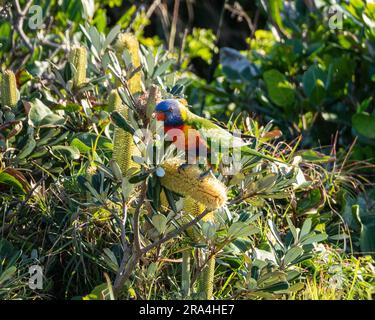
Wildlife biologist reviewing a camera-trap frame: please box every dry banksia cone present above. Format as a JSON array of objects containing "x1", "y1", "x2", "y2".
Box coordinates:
[
  {"x1": 1, "y1": 70, "x2": 18, "y2": 108},
  {"x1": 160, "y1": 158, "x2": 227, "y2": 211},
  {"x1": 114, "y1": 33, "x2": 142, "y2": 94},
  {"x1": 69, "y1": 46, "x2": 87, "y2": 88}
]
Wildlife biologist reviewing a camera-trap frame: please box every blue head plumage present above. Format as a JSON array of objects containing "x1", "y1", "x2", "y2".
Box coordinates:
[{"x1": 155, "y1": 99, "x2": 186, "y2": 126}]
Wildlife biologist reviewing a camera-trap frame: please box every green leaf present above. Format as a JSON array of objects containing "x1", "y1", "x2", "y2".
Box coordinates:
[
  {"x1": 28, "y1": 99, "x2": 53, "y2": 126},
  {"x1": 18, "y1": 137, "x2": 36, "y2": 160},
  {"x1": 81, "y1": 0, "x2": 95, "y2": 20},
  {"x1": 202, "y1": 221, "x2": 217, "y2": 240},
  {"x1": 83, "y1": 283, "x2": 109, "y2": 300},
  {"x1": 300, "y1": 233, "x2": 327, "y2": 245},
  {"x1": 302, "y1": 65, "x2": 326, "y2": 105},
  {"x1": 360, "y1": 223, "x2": 375, "y2": 255},
  {"x1": 129, "y1": 172, "x2": 149, "y2": 184},
  {"x1": 352, "y1": 113, "x2": 375, "y2": 139},
  {"x1": 299, "y1": 150, "x2": 333, "y2": 163},
  {"x1": 104, "y1": 25, "x2": 121, "y2": 49},
  {"x1": 0, "y1": 172, "x2": 25, "y2": 193},
  {"x1": 268, "y1": 0, "x2": 284, "y2": 32},
  {"x1": 283, "y1": 246, "x2": 304, "y2": 266},
  {"x1": 0, "y1": 266, "x2": 17, "y2": 285},
  {"x1": 163, "y1": 188, "x2": 178, "y2": 213},
  {"x1": 71, "y1": 138, "x2": 92, "y2": 153},
  {"x1": 28, "y1": 99, "x2": 64, "y2": 127},
  {"x1": 286, "y1": 216, "x2": 299, "y2": 242},
  {"x1": 40, "y1": 113, "x2": 65, "y2": 126},
  {"x1": 220, "y1": 47, "x2": 259, "y2": 81},
  {"x1": 153, "y1": 60, "x2": 174, "y2": 78},
  {"x1": 152, "y1": 214, "x2": 168, "y2": 234},
  {"x1": 263, "y1": 69, "x2": 295, "y2": 109},
  {"x1": 111, "y1": 111, "x2": 135, "y2": 135},
  {"x1": 260, "y1": 281, "x2": 289, "y2": 293},
  {"x1": 300, "y1": 218, "x2": 312, "y2": 239},
  {"x1": 102, "y1": 248, "x2": 119, "y2": 272},
  {"x1": 52, "y1": 145, "x2": 80, "y2": 160},
  {"x1": 228, "y1": 221, "x2": 259, "y2": 238},
  {"x1": 258, "y1": 270, "x2": 287, "y2": 287},
  {"x1": 267, "y1": 220, "x2": 285, "y2": 249}
]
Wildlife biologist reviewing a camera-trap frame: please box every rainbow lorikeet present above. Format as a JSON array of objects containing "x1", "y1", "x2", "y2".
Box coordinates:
[{"x1": 154, "y1": 99, "x2": 283, "y2": 168}]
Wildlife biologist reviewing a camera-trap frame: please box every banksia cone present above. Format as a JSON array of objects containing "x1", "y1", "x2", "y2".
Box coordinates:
[
  {"x1": 198, "y1": 255, "x2": 215, "y2": 300},
  {"x1": 69, "y1": 46, "x2": 87, "y2": 88},
  {"x1": 160, "y1": 189, "x2": 169, "y2": 209},
  {"x1": 1, "y1": 70, "x2": 18, "y2": 108},
  {"x1": 110, "y1": 90, "x2": 139, "y2": 176},
  {"x1": 112, "y1": 33, "x2": 142, "y2": 177},
  {"x1": 114, "y1": 33, "x2": 142, "y2": 94},
  {"x1": 183, "y1": 197, "x2": 214, "y2": 222},
  {"x1": 108, "y1": 89, "x2": 122, "y2": 112},
  {"x1": 160, "y1": 158, "x2": 227, "y2": 211}
]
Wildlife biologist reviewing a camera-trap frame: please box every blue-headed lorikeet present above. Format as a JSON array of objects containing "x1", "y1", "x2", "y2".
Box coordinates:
[{"x1": 154, "y1": 99, "x2": 283, "y2": 168}]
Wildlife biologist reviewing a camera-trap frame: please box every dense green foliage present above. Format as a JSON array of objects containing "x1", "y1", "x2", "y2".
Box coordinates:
[{"x1": 0, "y1": 0, "x2": 374, "y2": 300}]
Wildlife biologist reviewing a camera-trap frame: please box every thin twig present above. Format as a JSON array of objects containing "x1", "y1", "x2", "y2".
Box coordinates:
[
  {"x1": 13, "y1": 0, "x2": 34, "y2": 51},
  {"x1": 168, "y1": 0, "x2": 180, "y2": 52}
]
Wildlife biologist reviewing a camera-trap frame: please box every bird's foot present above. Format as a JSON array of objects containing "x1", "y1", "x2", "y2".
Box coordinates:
[
  {"x1": 199, "y1": 168, "x2": 213, "y2": 180},
  {"x1": 178, "y1": 163, "x2": 191, "y2": 173}
]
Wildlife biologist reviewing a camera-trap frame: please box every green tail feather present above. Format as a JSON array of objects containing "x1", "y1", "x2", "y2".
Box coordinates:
[{"x1": 241, "y1": 146, "x2": 284, "y2": 163}]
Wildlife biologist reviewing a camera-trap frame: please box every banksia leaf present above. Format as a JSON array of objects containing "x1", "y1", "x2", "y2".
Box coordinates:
[
  {"x1": 160, "y1": 158, "x2": 227, "y2": 211},
  {"x1": 114, "y1": 33, "x2": 142, "y2": 93},
  {"x1": 69, "y1": 46, "x2": 87, "y2": 88},
  {"x1": 1, "y1": 70, "x2": 18, "y2": 108}
]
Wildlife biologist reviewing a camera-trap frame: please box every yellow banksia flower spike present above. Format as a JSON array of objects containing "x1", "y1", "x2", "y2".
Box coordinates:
[
  {"x1": 160, "y1": 158, "x2": 227, "y2": 211},
  {"x1": 1, "y1": 70, "x2": 18, "y2": 108},
  {"x1": 183, "y1": 197, "x2": 214, "y2": 222},
  {"x1": 69, "y1": 46, "x2": 87, "y2": 88},
  {"x1": 198, "y1": 255, "x2": 215, "y2": 300},
  {"x1": 110, "y1": 90, "x2": 139, "y2": 176},
  {"x1": 112, "y1": 33, "x2": 142, "y2": 176},
  {"x1": 160, "y1": 189, "x2": 170, "y2": 209},
  {"x1": 108, "y1": 89, "x2": 122, "y2": 112},
  {"x1": 114, "y1": 33, "x2": 142, "y2": 94}
]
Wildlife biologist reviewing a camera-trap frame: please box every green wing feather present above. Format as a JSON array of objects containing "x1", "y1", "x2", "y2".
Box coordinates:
[
  {"x1": 186, "y1": 112, "x2": 243, "y2": 147},
  {"x1": 186, "y1": 110, "x2": 284, "y2": 163}
]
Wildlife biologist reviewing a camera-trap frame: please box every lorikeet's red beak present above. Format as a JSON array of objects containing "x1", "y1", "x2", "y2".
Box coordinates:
[{"x1": 154, "y1": 111, "x2": 165, "y2": 121}]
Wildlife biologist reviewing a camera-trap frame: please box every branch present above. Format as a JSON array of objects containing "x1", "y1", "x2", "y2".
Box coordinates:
[
  {"x1": 13, "y1": 0, "x2": 34, "y2": 51},
  {"x1": 141, "y1": 208, "x2": 211, "y2": 254},
  {"x1": 113, "y1": 182, "x2": 147, "y2": 296}
]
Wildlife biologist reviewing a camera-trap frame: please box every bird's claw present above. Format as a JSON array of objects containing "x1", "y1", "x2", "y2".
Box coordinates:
[
  {"x1": 178, "y1": 163, "x2": 190, "y2": 173},
  {"x1": 199, "y1": 169, "x2": 213, "y2": 180}
]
